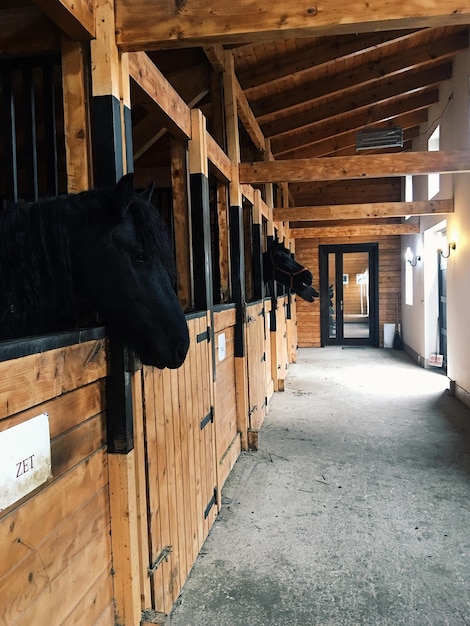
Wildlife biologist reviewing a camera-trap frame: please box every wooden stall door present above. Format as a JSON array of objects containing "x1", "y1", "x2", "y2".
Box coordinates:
[
  {"x1": 141, "y1": 314, "x2": 217, "y2": 616},
  {"x1": 246, "y1": 302, "x2": 267, "y2": 449},
  {"x1": 273, "y1": 296, "x2": 289, "y2": 391}
]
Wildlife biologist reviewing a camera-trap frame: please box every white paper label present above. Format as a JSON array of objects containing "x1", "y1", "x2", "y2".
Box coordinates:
[
  {"x1": 0, "y1": 412, "x2": 52, "y2": 511},
  {"x1": 218, "y1": 333, "x2": 226, "y2": 361}
]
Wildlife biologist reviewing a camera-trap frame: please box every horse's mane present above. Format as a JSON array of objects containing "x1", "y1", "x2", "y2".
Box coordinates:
[
  {"x1": 0, "y1": 184, "x2": 175, "y2": 339},
  {"x1": 0, "y1": 197, "x2": 76, "y2": 338}
]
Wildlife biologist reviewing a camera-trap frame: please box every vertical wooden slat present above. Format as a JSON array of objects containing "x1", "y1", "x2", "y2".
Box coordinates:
[
  {"x1": 108, "y1": 451, "x2": 141, "y2": 626},
  {"x1": 133, "y1": 368, "x2": 152, "y2": 610}
]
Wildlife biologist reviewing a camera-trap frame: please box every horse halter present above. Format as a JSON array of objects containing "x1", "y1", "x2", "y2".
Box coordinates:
[{"x1": 270, "y1": 251, "x2": 309, "y2": 290}]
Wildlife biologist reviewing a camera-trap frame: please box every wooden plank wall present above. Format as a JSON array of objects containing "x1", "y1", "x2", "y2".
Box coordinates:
[
  {"x1": 246, "y1": 301, "x2": 267, "y2": 448},
  {"x1": 213, "y1": 307, "x2": 240, "y2": 488},
  {"x1": 140, "y1": 314, "x2": 217, "y2": 616},
  {"x1": 0, "y1": 338, "x2": 113, "y2": 626},
  {"x1": 269, "y1": 295, "x2": 290, "y2": 391},
  {"x1": 264, "y1": 299, "x2": 274, "y2": 402},
  {"x1": 295, "y1": 236, "x2": 401, "y2": 347}
]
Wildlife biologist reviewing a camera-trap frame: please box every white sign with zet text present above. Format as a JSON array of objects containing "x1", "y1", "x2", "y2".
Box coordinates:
[{"x1": 0, "y1": 412, "x2": 52, "y2": 512}]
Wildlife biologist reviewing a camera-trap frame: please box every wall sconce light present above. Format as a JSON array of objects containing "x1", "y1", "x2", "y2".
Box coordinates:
[
  {"x1": 407, "y1": 254, "x2": 421, "y2": 267},
  {"x1": 439, "y1": 242, "x2": 456, "y2": 258}
]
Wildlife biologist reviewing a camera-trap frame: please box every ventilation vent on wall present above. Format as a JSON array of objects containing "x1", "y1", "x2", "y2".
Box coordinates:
[{"x1": 356, "y1": 127, "x2": 404, "y2": 151}]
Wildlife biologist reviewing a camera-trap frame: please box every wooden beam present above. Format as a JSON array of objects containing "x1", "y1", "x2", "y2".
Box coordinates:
[
  {"x1": 234, "y1": 77, "x2": 265, "y2": 152},
  {"x1": 0, "y1": 7, "x2": 60, "y2": 56},
  {"x1": 261, "y1": 63, "x2": 453, "y2": 139},
  {"x1": 274, "y1": 199, "x2": 454, "y2": 222},
  {"x1": 115, "y1": 0, "x2": 470, "y2": 50},
  {"x1": 253, "y1": 31, "x2": 468, "y2": 117},
  {"x1": 203, "y1": 45, "x2": 226, "y2": 73},
  {"x1": 291, "y1": 223, "x2": 420, "y2": 238},
  {"x1": 32, "y1": 0, "x2": 94, "y2": 41},
  {"x1": 271, "y1": 90, "x2": 439, "y2": 157},
  {"x1": 128, "y1": 51, "x2": 191, "y2": 140},
  {"x1": 206, "y1": 132, "x2": 232, "y2": 182},
  {"x1": 239, "y1": 151, "x2": 470, "y2": 184}
]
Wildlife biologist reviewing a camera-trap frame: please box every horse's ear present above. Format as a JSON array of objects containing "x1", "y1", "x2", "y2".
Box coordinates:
[
  {"x1": 140, "y1": 182, "x2": 155, "y2": 204},
  {"x1": 112, "y1": 173, "x2": 135, "y2": 222}
]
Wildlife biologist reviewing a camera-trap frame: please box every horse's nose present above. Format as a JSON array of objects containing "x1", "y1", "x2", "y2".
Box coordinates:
[{"x1": 175, "y1": 339, "x2": 189, "y2": 365}]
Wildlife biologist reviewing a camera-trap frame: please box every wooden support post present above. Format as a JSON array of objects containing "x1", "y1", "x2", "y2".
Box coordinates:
[
  {"x1": 223, "y1": 51, "x2": 249, "y2": 450},
  {"x1": 90, "y1": 2, "x2": 142, "y2": 624},
  {"x1": 61, "y1": 37, "x2": 92, "y2": 193},
  {"x1": 188, "y1": 109, "x2": 212, "y2": 312},
  {"x1": 170, "y1": 137, "x2": 192, "y2": 310}
]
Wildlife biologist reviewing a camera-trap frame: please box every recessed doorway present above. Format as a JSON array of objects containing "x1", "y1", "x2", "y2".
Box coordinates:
[{"x1": 319, "y1": 243, "x2": 379, "y2": 346}]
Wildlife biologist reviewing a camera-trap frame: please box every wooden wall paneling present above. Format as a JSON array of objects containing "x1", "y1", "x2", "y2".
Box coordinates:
[
  {"x1": 186, "y1": 318, "x2": 204, "y2": 554},
  {"x1": 0, "y1": 430, "x2": 111, "y2": 625},
  {"x1": 0, "y1": 339, "x2": 106, "y2": 420},
  {"x1": 287, "y1": 294, "x2": 298, "y2": 364},
  {"x1": 179, "y1": 329, "x2": 199, "y2": 571},
  {"x1": 146, "y1": 366, "x2": 172, "y2": 613},
  {"x1": 108, "y1": 450, "x2": 142, "y2": 625},
  {"x1": 246, "y1": 302, "x2": 267, "y2": 450},
  {"x1": 132, "y1": 368, "x2": 152, "y2": 611},
  {"x1": 214, "y1": 314, "x2": 240, "y2": 488},
  {"x1": 264, "y1": 299, "x2": 274, "y2": 404},
  {"x1": 275, "y1": 296, "x2": 289, "y2": 391}
]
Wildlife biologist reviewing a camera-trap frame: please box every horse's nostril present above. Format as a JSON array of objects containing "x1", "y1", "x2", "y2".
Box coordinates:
[{"x1": 176, "y1": 340, "x2": 189, "y2": 363}]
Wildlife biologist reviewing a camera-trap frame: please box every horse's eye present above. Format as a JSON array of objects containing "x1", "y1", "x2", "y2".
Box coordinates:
[{"x1": 134, "y1": 252, "x2": 146, "y2": 263}]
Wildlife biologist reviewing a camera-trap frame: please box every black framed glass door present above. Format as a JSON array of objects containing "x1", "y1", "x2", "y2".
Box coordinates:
[{"x1": 320, "y1": 243, "x2": 379, "y2": 346}]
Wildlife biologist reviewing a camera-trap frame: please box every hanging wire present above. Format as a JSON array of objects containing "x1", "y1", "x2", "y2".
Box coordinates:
[{"x1": 419, "y1": 92, "x2": 454, "y2": 136}]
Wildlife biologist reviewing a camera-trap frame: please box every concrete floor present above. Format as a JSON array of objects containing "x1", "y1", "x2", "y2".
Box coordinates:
[{"x1": 170, "y1": 347, "x2": 470, "y2": 626}]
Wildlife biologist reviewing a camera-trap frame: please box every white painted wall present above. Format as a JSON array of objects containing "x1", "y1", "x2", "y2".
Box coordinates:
[{"x1": 402, "y1": 34, "x2": 470, "y2": 406}]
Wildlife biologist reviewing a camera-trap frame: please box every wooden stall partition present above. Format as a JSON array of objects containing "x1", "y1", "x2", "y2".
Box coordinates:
[
  {"x1": 271, "y1": 296, "x2": 289, "y2": 392},
  {"x1": 140, "y1": 313, "x2": 217, "y2": 616},
  {"x1": 0, "y1": 333, "x2": 113, "y2": 626},
  {"x1": 246, "y1": 301, "x2": 268, "y2": 450},
  {"x1": 213, "y1": 306, "x2": 240, "y2": 489},
  {"x1": 286, "y1": 294, "x2": 298, "y2": 364},
  {"x1": 264, "y1": 299, "x2": 274, "y2": 404}
]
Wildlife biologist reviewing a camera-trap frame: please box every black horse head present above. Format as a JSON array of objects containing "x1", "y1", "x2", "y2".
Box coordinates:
[
  {"x1": 69, "y1": 174, "x2": 190, "y2": 369},
  {"x1": 263, "y1": 239, "x2": 319, "y2": 302},
  {"x1": 0, "y1": 174, "x2": 190, "y2": 369}
]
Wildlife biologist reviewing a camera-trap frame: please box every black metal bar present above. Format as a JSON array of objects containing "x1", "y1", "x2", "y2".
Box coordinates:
[
  {"x1": 43, "y1": 62, "x2": 58, "y2": 197},
  {"x1": 123, "y1": 104, "x2": 134, "y2": 174},
  {"x1": 267, "y1": 234, "x2": 277, "y2": 332},
  {"x1": 190, "y1": 172, "x2": 213, "y2": 312},
  {"x1": 23, "y1": 65, "x2": 38, "y2": 202},
  {"x1": 91, "y1": 93, "x2": 132, "y2": 454},
  {"x1": 200, "y1": 407, "x2": 214, "y2": 430},
  {"x1": 196, "y1": 328, "x2": 210, "y2": 343},
  {"x1": 252, "y1": 221, "x2": 263, "y2": 300},
  {"x1": 91, "y1": 95, "x2": 124, "y2": 186},
  {"x1": 204, "y1": 489, "x2": 217, "y2": 519},
  {"x1": 229, "y1": 204, "x2": 246, "y2": 357},
  {"x1": 2, "y1": 67, "x2": 18, "y2": 202}
]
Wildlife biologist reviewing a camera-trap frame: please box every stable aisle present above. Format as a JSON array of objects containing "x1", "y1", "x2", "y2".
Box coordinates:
[{"x1": 170, "y1": 347, "x2": 470, "y2": 626}]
